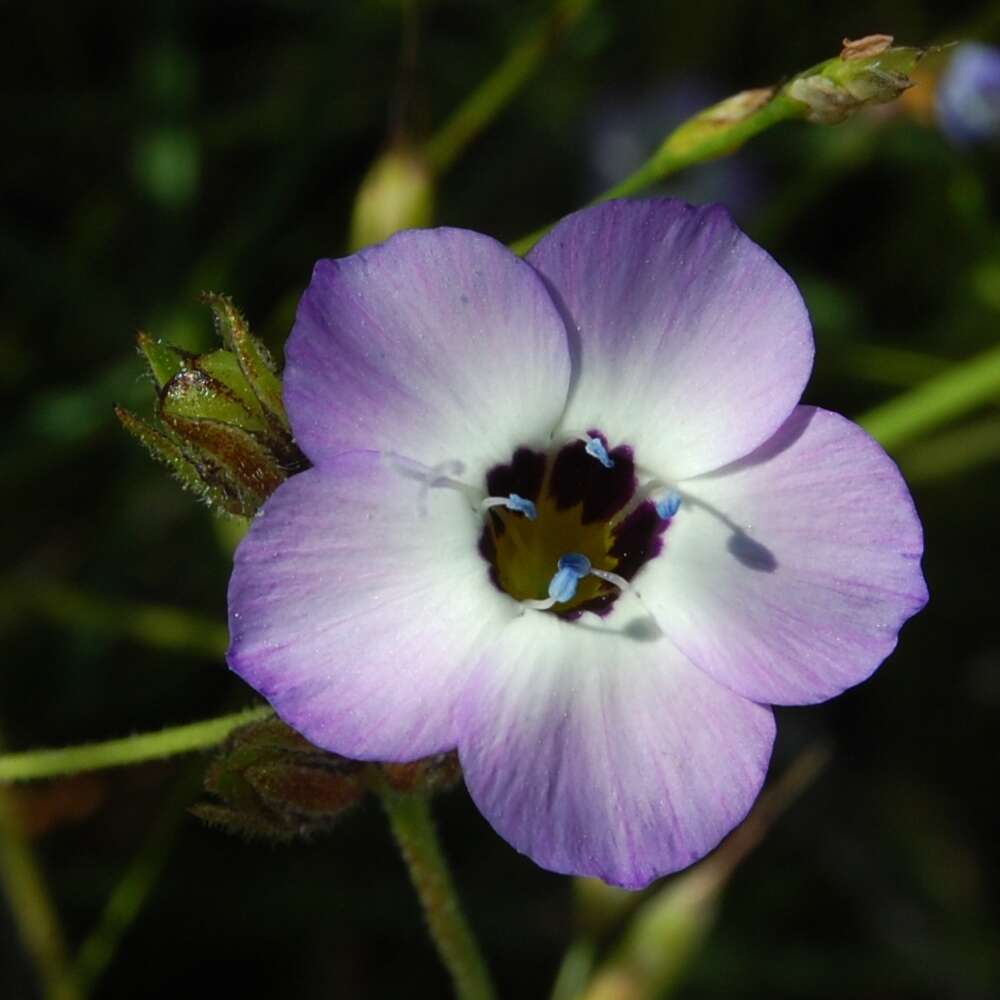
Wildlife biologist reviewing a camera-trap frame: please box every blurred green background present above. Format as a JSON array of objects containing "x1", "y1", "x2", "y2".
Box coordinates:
[{"x1": 2, "y1": 1, "x2": 999, "y2": 997}]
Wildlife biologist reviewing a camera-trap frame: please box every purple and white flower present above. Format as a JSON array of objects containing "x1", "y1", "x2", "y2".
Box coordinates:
[{"x1": 227, "y1": 200, "x2": 927, "y2": 888}]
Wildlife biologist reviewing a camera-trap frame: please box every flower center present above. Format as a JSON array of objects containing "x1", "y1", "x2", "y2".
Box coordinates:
[{"x1": 479, "y1": 432, "x2": 677, "y2": 618}]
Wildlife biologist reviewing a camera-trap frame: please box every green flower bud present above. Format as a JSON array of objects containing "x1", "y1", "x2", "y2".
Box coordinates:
[
  {"x1": 349, "y1": 144, "x2": 436, "y2": 251},
  {"x1": 192, "y1": 717, "x2": 367, "y2": 841},
  {"x1": 786, "y1": 36, "x2": 929, "y2": 125},
  {"x1": 117, "y1": 294, "x2": 306, "y2": 517},
  {"x1": 194, "y1": 717, "x2": 462, "y2": 841}
]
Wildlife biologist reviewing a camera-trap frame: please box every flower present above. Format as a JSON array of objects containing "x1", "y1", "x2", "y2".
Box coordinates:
[
  {"x1": 227, "y1": 200, "x2": 927, "y2": 889},
  {"x1": 936, "y1": 43, "x2": 1000, "y2": 146}
]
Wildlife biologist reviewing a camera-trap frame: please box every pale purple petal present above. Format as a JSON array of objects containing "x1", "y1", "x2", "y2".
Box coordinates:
[
  {"x1": 639, "y1": 407, "x2": 928, "y2": 706},
  {"x1": 285, "y1": 228, "x2": 572, "y2": 482},
  {"x1": 457, "y1": 595, "x2": 775, "y2": 888},
  {"x1": 228, "y1": 451, "x2": 514, "y2": 760},
  {"x1": 527, "y1": 199, "x2": 813, "y2": 480}
]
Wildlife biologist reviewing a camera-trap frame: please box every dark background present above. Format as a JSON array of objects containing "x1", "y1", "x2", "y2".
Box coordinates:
[{"x1": 2, "y1": 1, "x2": 998, "y2": 997}]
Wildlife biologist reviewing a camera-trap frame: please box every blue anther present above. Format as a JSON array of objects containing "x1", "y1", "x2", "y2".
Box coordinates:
[
  {"x1": 506, "y1": 493, "x2": 537, "y2": 520},
  {"x1": 584, "y1": 436, "x2": 615, "y2": 469},
  {"x1": 547, "y1": 552, "x2": 592, "y2": 604},
  {"x1": 655, "y1": 491, "x2": 683, "y2": 520}
]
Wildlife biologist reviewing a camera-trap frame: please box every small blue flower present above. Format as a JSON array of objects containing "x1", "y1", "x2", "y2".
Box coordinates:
[{"x1": 936, "y1": 43, "x2": 1000, "y2": 146}]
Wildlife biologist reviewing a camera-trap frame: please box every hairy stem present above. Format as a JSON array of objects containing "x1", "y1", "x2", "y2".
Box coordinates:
[
  {"x1": 0, "y1": 706, "x2": 272, "y2": 784},
  {"x1": 380, "y1": 789, "x2": 496, "y2": 1000}
]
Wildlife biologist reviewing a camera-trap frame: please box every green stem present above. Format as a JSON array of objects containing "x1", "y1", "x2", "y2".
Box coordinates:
[
  {"x1": 837, "y1": 343, "x2": 950, "y2": 390},
  {"x1": 0, "y1": 770, "x2": 79, "y2": 999},
  {"x1": 0, "y1": 580, "x2": 229, "y2": 660},
  {"x1": 899, "y1": 414, "x2": 1000, "y2": 485},
  {"x1": 510, "y1": 91, "x2": 802, "y2": 255},
  {"x1": 858, "y1": 341, "x2": 1000, "y2": 451},
  {"x1": 71, "y1": 766, "x2": 201, "y2": 997},
  {"x1": 550, "y1": 938, "x2": 597, "y2": 1000},
  {"x1": 0, "y1": 706, "x2": 271, "y2": 784},
  {"x1": 509, "y1": 42, "x2": 928, "y2": 256},
  {"x1": 380, "y1": 789, "x2": 496, "y2": 1000},
  {"x1": 578, "y1": 745, "x2": 830, "y2": 1000},
  {"x1": 604, "y1": 94, "x2": 800, "y2": 203},
  {"x1": 422, "y1": 0, "x2": 594, "y2": 174}
]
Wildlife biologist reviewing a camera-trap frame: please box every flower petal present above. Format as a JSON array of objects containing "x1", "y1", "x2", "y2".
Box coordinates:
[
  {"x1": 640, "y1": 407, "x2": 928, "y2": 706},
  {"x1": 285, "y1": 228, "x2": 572, "y2": 483},
  {"x1": 457, "y1": 595, "x2": 775, "y2": 888},
  {"x1": 527, "y1": 199, "x2": 813, "y2": 479},
  {"x1": 227, "y1": 451, "x2": 514, "y2": 760}
]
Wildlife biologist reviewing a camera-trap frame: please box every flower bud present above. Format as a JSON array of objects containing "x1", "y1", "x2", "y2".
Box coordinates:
[
  {"x1": 117, "y1": 294, "x2": 307, "y2": 517},
  {"x1": 349, "y1": 145, "x2": 435, "y2": 251},
  {"x1": 786, "y1": 37, "x2": 927, "y2": 124},
  {"x1": 194, "y1": 717, "x2": 463, "y2": 841},
  {"x1": 192, "y1": 717, "x2": 367, "y2": 841}
]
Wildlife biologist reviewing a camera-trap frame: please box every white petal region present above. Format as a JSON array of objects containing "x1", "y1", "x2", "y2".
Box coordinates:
[
  {"x1": 456, "y1": 595, "x2": 775, "y2": 888},
  {"x1": 528, "y1": 199, "x2": 814, "y2": 480},
  {"x1": 641, "y1": 407, "x2": 928, "y2": 706},
  {"x1": 227, "y1": 452, "x2": 515, "y2": 760},
  {"x1": 285, "y1": 227, "x2": 572, "y2": 486}
]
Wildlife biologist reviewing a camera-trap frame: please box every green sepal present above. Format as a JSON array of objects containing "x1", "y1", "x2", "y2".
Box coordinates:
[
  {"x1": 136, "y1": 331, "x2": 191, "y2": 390},
  {"x1": 114, "y1": 405, "x2": 228, "y2": 508},
  {"x1": 159, "y1": 367, "x2": 269, "y2": 434},
  {"x1": 193, "y1": 349, "x2": 266, "y2": 418},
  {"x1": 121, "y1": 292, "x2": 307, "y2": 519},
  {"x1": 158, "y1": 410, "x2": 287, "y2": 516},
  {"x1": 200, "y1": 292, "x2": 287, "y2": 429}
]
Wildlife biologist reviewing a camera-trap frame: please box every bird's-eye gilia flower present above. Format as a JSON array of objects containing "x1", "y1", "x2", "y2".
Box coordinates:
[{"x1": 227, "y1": 200, "x2": 927, "y2": 889}]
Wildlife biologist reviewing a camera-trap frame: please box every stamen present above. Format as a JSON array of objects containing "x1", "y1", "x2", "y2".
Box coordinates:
[
  {"x1": 549, "y1": 552, "x2": 592, "y2": 603},
  {"x1": 521, "y1": 553, "x2": 592, "y2": 611},
  {"x1": 655, "y1": 491, "x2": 683, "y2": 520},
  {"x1": 388, "y1": 454, "x2": 478, "y2": 515},
  {"x1": 480, "y1": 493, "x2": 538, "y2": 520},
  {"x1": 591, "y1": 568, "x2": 630, "y2": 592},
  {"x1": 583, "y1": 436, "x2": 615, "y2": 469}
]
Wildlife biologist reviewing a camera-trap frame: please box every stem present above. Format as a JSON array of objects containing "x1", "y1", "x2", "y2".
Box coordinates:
[
  {"x1": 0, "y1": 706, "x2": 272, "y2": 784},
  {"x1": 899, "y1": 414, "x2": 1000, "y2": 485},
  {"x1": 0, "y1": 580, "x2": 229, "y2": 660},
  {"x1": 858, "y1": 341, "x2": 1000, "y2": 451},
  {"x1": 71, "y1": 766, "x2": 201, "y2": 997},
  {"x1": 578, "y1": 745, "x2": 830, "y2": 1000},
  {"x1": 422, "y1": 0, "x2": 594, "y2": 174},
  {"x1": 509, "y1": 92, "x2": 802, "y2": 255},
  {"x1": 380, "y1": 789, "x2": 496, "y2": 1000},
  {"x1": 550, "y1": 938, "x2": 597, "y2": 1000},
  {"x1": 0, "y1": 774, "x2": 79, "y2": 999},
  {"x1": 609, "y1": 94, "x2": 800, "y2": 202},
  {"x1": 509, "y1": 41, "x2": 928, "y2": 255}
]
